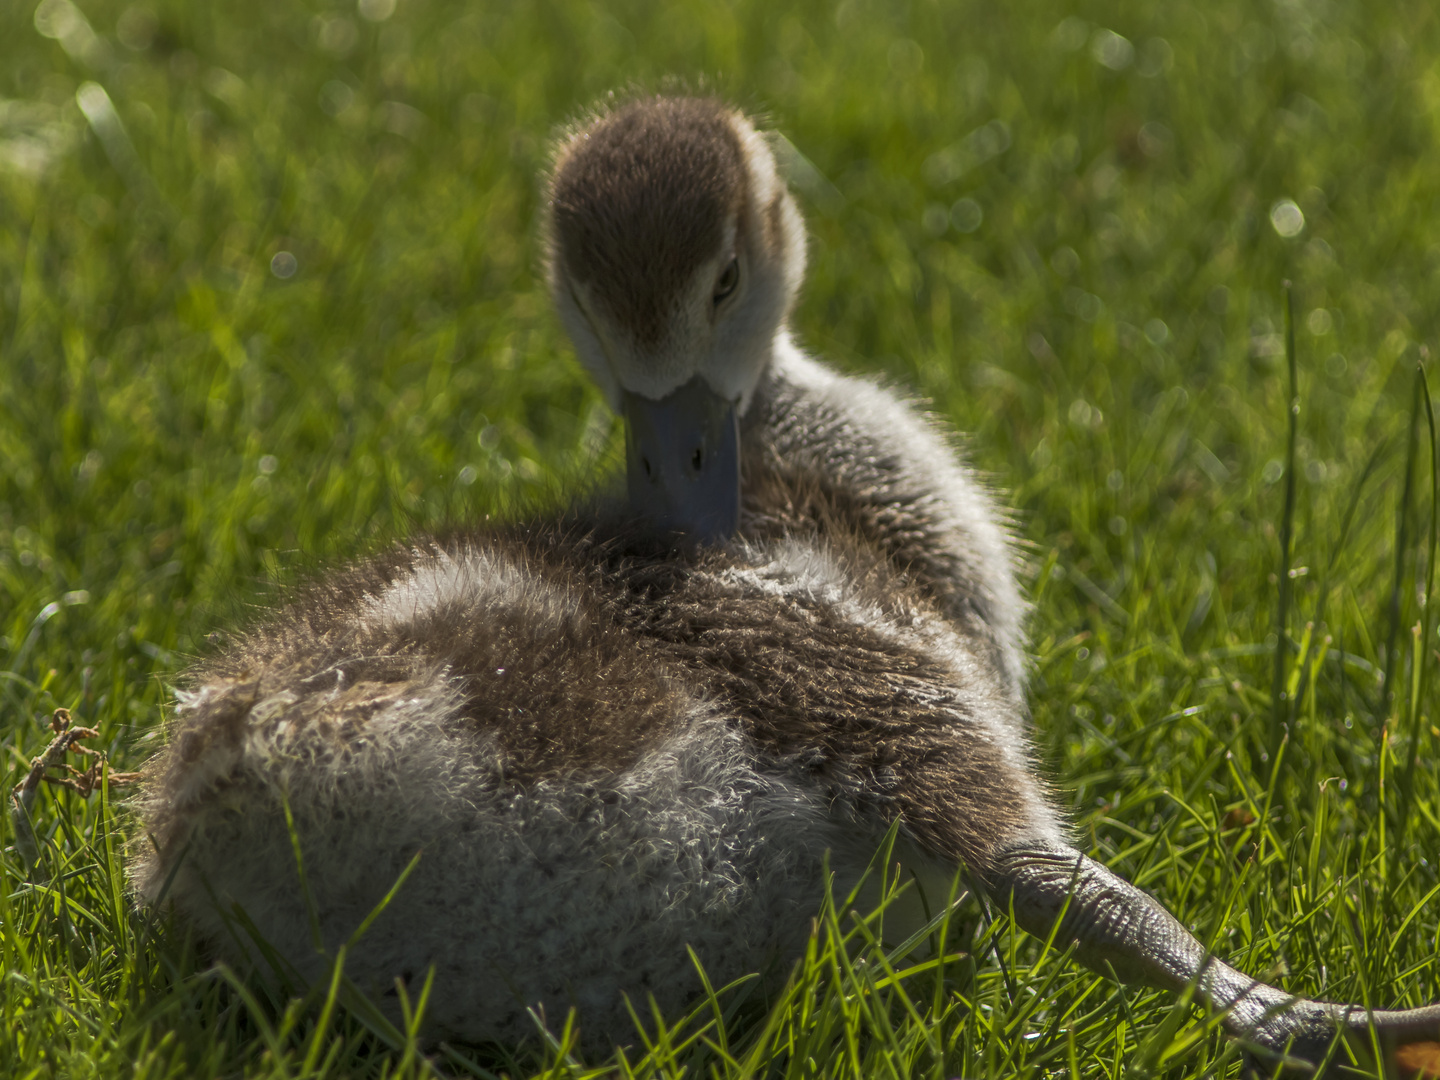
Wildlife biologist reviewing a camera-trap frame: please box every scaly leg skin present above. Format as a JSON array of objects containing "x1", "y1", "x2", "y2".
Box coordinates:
[{"x1": 988, "y1": 843, "x2": 1440, "y2": 1077}]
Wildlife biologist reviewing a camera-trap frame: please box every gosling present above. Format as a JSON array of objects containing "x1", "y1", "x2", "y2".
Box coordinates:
[{"x1": 131, "y1": 95, "x2": 1440, "y2": 1072}]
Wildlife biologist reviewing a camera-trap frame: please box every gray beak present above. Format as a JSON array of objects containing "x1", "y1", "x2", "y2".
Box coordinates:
[{"x1": 622, "y1": 376, "x2": 740, "y2": 543}]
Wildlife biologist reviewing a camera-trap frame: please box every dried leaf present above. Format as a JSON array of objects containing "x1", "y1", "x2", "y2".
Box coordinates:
[
  {"x1": 1396, "y1": 1041, "x2": 1440, "y2": 1079},
  {"x1": 1222, "y1": 807, "x2": 1257, "y2": 831}
]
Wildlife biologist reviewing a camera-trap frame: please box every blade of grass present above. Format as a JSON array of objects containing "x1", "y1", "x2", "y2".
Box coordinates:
[
  {"x1": 1380, "y1": 362, "x2": 1425, "y2": 723},
  {"x1": 1272, "y1": 281, "x2": 1300, "y2": 753},
  {"x1": 1396, "y1": 356, "x2": 1437, "y2": 847}
]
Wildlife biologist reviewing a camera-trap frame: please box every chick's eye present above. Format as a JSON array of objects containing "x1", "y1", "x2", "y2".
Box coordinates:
[{"x1": 713, "y1": 258, "x2": 739, "y2": 304}]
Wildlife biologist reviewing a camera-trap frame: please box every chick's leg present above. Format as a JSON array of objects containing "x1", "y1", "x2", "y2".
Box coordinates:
[{"x1": 987, "y1": 842, "x2": 1440, "y2": 1074}]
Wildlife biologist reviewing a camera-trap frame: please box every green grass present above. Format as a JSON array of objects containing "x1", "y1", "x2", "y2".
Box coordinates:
[{"x1": 4, "y1": 0, "x2": 1440, "y2": 1075}]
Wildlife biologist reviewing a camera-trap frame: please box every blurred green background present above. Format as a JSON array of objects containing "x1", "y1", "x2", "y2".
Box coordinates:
[{"x1": 4, "y1": 0, "x2": 1440, "y2": 1076}]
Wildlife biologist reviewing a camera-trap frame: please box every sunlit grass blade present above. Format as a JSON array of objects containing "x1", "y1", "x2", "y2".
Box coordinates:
[
  {"x1": 1381, "y1": 363, "x2": 1425, "y2": 725},
  {"x1": 1396, "y1": 357, "x2": 1437, "y2": 847},
  {"x1": 1272, "y1": 281, "x2": 1301, "y2": 750}
]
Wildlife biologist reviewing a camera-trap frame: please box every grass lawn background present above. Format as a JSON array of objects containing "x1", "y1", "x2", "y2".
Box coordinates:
[{"x1": 4, "y1": 0, "x2": 1440, "y2": 1075}]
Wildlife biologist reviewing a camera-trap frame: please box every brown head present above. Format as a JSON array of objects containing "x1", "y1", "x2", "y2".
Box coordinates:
[{"x1": 547, "y1": 95, "x2": 807, "y2": 540}]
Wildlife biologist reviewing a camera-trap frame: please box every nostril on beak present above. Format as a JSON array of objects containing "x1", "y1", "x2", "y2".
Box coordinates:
[{"x1": 621, "y1": 378, "x2": 740, "y2": 539}]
